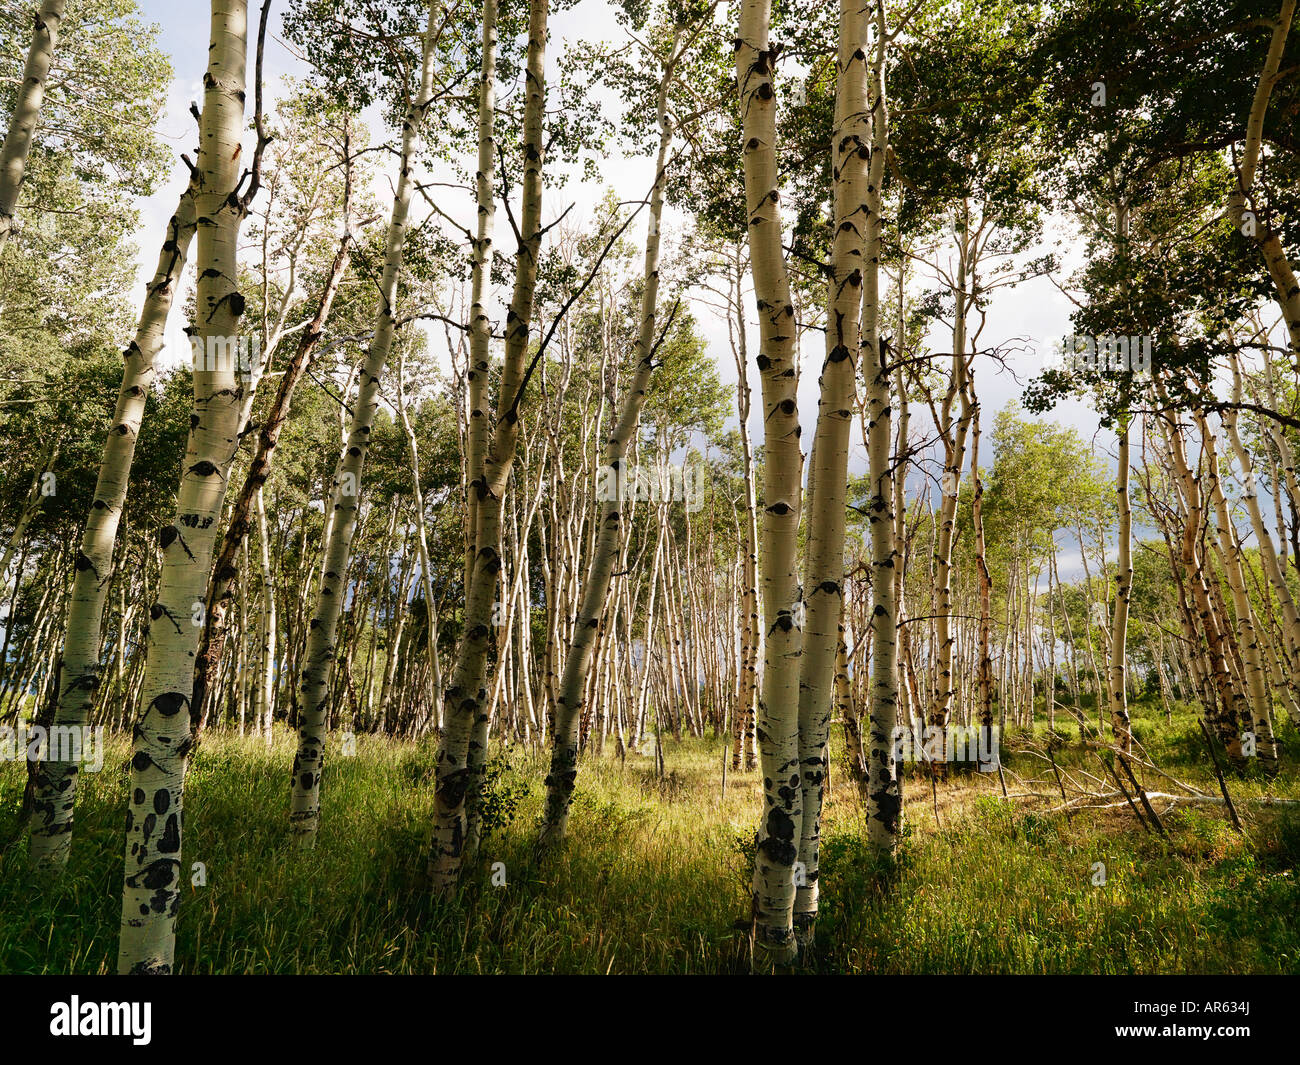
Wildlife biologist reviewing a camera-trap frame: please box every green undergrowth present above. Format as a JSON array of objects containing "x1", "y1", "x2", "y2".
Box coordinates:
[{"x1": 1, "y1": 700, "x2": 1297, "y2": 973}]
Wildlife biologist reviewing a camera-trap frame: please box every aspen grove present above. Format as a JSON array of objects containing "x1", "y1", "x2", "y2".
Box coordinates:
[{"x1": 3, "y1": 0, "x2": 1300, "y2": 977}]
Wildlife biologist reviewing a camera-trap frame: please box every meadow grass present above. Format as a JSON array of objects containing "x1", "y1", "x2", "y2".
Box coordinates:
[{"x1": 1, "y1": 698, "x2": 1298, "y2": 973}]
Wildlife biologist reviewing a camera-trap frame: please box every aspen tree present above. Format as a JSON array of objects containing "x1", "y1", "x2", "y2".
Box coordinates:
[
  {"x1": 736, "y1": 0, "x2": 804, "y2": 962},
  {"x1": 928, "y1": 209, "x2": 974, "y2": 739},
  {"x1": 1197, "y1": 410, "x2": 1277, "y2": 762},
  {"x1": 462, "y1": 0, "x2": 498, "y2": 603},
  {"x1": 1223, "y1": 358, "x2": 1300, "y2": 727},
  {"x1": 1102, "y1": 191, "x2": 1136, "y2": 754},
  {"x1": 0, "y1": 0, "x2": 65, "y2": 252},
  {"x1": 792, "y1": 0, "x2": 868, "y2": 942},
  {"x1": 116, "y1": 0, "x2": 250, "y2": 975},
  {"x1": 28, "y1": 173, "x2": 201, "y2": 870},
  {"x1": 724, "y1": 245, "x2": 760, "y2": 773},
  {"x1": 193, "y1": 141, "x2": 357, "y2": 735},
  {"x1": 1230, "y1": 0, "x2": 1300, "y2": 373},
  {"x1": 1109, "y1": 410, "x2": 1134, "y2": 753},
  {"x1": 0, "y1": 443, "x2": 59, "y2": 592},
  {"x1": 394, "y1": 347, "x2": 443, "y2": 709},
  {"x1": 969, "y1": 369, "x2": 994, "y2": 733},
  {"x1": 254, "y1": 486, "x2": 275, "y2": 740},
  {"x1": 863, "y1": 2, "x2": 900, "y2": 852},
  {"x1": 429, "y1": 0, "x2": 549, "y2": 891},
  {"x1": 1159, "y1": 401, "x2": 1247, "y2": 758},
  {"x1": 288, "y1": 2, "x2": 440, "y2": 844},
  {"x1": 538, "y1": 26, "x2": 686, "y2": 848}
]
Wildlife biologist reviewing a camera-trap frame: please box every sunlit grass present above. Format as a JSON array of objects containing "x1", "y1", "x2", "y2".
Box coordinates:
[{"x1": 1, "y1": 698, "x2": 1297, "y2": 973}]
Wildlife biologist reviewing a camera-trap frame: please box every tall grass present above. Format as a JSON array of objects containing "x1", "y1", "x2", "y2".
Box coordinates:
[{"x1": 1, "y1": 700, "x2": 1297, "y2": 973}]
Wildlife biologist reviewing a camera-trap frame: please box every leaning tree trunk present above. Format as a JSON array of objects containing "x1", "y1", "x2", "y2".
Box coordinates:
[
  {"x1": 28, "y1": 174, "x2": 201, "y2": 870},
  {"x1": 537, "y1": 27, "x2": 685, "y2": 849},
  {"x1": 1231, "y1": 0, "x2": 1300, "y2": 373},
  {"x1": 1198, "y1": 410, "x2": 1278, "y2": 762},
  {"x1": 192, "y1": 158, "x2": 356, "y2": 740},
  {"x1": 1160, "y1": 400, "x2": 1247, "y2": 759},
  {"x1": 1108, "y1": 415, "x2": 1134, "y2": 753},
  {"x1": 116, "y1": 0, "x2": 249, "y2": 975},
  {"x1": 1224, "y1": 356, "x2": 1300, "y2": 727},
  {"x1": 289, "y1": 5, "x2": 439, "y2": 844},
  {"x1": 791, "y1": 0, "x2": 869, "y2": 947},
  {"x1": 0, "y1": 0, "x2": 65, "y2": 252},
  {"x1": 428, "y1": 0, "x2": 549, "y2": 892},
  {"x1": 736, "y1": 0, "x2": 804, "y2": 963}
]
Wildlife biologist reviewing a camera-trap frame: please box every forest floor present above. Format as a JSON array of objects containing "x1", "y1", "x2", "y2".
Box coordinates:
[{"x1": 2, "y1": 698, "x2": 1298, "y2": 973}]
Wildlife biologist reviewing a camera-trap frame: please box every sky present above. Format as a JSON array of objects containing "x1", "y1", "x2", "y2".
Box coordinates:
[{"x1": 130, "y1": 0, "x2": 1125, "y2": 578}]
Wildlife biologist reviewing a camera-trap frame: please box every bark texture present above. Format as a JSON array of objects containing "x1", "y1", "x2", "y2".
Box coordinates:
[
  {"x1": 793, "y1": 0, "x2": 869, "y2": 942},
  {"x1": 0, "y1": 0, "x2": 65, "y2": 251},
  {"x1": 736, "y1": 0, "x2": 804, "y2": 962},
  {"x1": 29, "y1": 176, "x2": 200, "y2": 870},
  {"x1": 428, "y1": 0, "x2": 549, "y2": 892},
  {"x1": 289, "y1": 2, "x2": 440, "y2": 844},
  {"x1": 117, "y1": 0, "x2": 249, "y2": 975}
]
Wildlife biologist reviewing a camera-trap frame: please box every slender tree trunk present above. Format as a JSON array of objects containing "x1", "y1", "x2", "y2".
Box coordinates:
[
  {"x1": 538, "y1": 30, "x2": 684, "y2": 846},
  {"x1": 736, "y1": 0, "x2": 804, "y2": 963},
  {"x1": 928, "y1": 209, "x2": 973, "y2": 739},
  {"x1": 1160, "y1": 402, "x2": 1246, "y2": 759},
  {"x1": 394, "y1": 348, "x2": 444, "y2": 725},
  {"x1": 116, "y1": 0, "x2": 249, "y2": 975},
  {"x1": 255, "y1": 487, "x2": 276, "y2": 742},
  {"x1": 863, "y1": 11, "x2": 899, "y2": 854},
  {"x1": 1224, "y1": 357, "x2": 1300, "y2": 728},
  {"x1": 462, "y1": 0, "x2": 498, "y2": 606},
  {"x1": 289, "y1": 2, "x2": 439, "y2": 844},
  {"x1": 792, "y1": 0, "x2": 869, "y2": 945},
  {"x1": 429, "y1": 0, "x2": 549, "y2": 892},
  {"x1": 1198, "y1": 411, "x2": 1277, "y2": 761},
  {"x1": 192, "y1": 149, "x2": 356, "y2": 737},
  {"x1": 0, "y1": 0, "x2": 65, "y2": 252},
  {"x1": 731, "y1": 248, "x2": 760, "y2": 773},
  {"x1": 1108, "y1": 416, "x2": 1134, "y2": 752},
  {"x1": 969, "y1": 370, "x2": 994, "y2": 734}
]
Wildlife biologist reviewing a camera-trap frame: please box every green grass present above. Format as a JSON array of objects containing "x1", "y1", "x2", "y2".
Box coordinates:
[{"x1": 1, "y1": 700, "x2": 1298, "y2": 973}]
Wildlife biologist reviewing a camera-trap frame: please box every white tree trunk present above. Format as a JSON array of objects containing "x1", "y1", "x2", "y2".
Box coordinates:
[
  {"x1": 0, "y1": 0, "x2": 65, "y2": 251},
  {"x1": 736, "y1": 0, "x2": 804, "y2": 963},
  {"x1": 29, "y1": 175, "x2": 200, "y2": 869},
  {"x1": 116, "y1": 0, "x2": 249, "y2": 975},
  {"x1": 289, "y1": 2, "x2": 441, "y2": 844}
]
